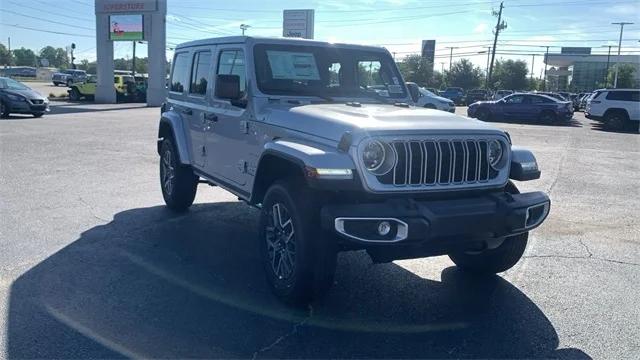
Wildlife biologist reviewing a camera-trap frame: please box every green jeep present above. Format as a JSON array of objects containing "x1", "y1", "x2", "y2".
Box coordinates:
[{"x1": 68, "y1": 75, "x2": 135, "y2": 102}]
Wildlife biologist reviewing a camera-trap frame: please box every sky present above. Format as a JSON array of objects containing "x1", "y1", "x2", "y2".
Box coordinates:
[{"x1": 1, "y1": 0, "x2": 639, "y2": 78}]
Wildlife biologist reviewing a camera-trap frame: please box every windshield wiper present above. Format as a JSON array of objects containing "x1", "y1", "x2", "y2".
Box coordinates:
[{"x1": 357, "y1": 89, "x2": 393, "y2": 104}]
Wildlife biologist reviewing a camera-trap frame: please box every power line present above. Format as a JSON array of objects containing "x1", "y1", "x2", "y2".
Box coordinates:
[
  {"x1": 7, "y1": 0, "x2": 94, "y2": 23},
  {"x1": 0, "y1": 22, "x2": 94, "y2": 37},
  {"x1": 2, "y1": 9, "x2": 94, "y2": 31}
]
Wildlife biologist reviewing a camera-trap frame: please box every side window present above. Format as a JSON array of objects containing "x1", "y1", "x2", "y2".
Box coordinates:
[
  {"x1": 358, "y1": 60, "x2": 387, "y2": 88},
  {"x1": 190, "y1": 51, "x2": 211, "y2": 96},
  {"x1": 328, "y1": 62, "x2": 341, "y2": 87},
  {"x1": 217, "y1": 49, "x2": 246, "y2": 95},
  {"x1": 505, "y1": 95, "x2": 524, "y2": 104},
  {"x1": 606, "y1": 91, "x2": 639, "y2": 102},
  {"x1": 170, "y1": 52, "x2": 190, "y2": 93},
  {"x1": 530, "y1": 95, "x2": 552, "y2": 104}
]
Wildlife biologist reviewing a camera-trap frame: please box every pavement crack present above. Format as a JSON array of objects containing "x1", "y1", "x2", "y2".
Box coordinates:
[
  {"x1": 252, "y1": 304, "x2": 313, "y2": 359},
  {"x1": 523, "y1": 254, "x2": 640, "y2": 267},
  {"x1": 77, "y1": 196, "x2": 110, "y2": 222},
  {"x1": 577, "y1": 238, "x2": 593, "y2": 258}
]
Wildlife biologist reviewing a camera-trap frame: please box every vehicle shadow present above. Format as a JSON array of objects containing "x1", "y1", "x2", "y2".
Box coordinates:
[
  {"x1": 6, "y1": 203, "x2": 591, "y2": 359},
  {"x1": 485, "y1": 117, "x2": 582, "y2": 128},
  {"x1": 590, "y1": 120, "x2": 640, "y2": 134}
]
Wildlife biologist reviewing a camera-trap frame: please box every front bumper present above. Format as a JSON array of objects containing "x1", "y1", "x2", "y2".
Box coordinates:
[
  {"x1": 6, "y1": 99, "x2": 49, "y2": 114},
  {"x1": 321, "y1": 191, "x2": 550, "y2": 258}
]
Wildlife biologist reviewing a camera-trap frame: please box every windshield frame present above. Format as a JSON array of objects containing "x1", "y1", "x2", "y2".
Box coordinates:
[{"x1": 252, "y1": 43, "x2": 408, "y2": 103}]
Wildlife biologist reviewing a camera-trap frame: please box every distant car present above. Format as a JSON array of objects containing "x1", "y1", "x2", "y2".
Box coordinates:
[
  {"x1": 467, "y1": 93, "x2": 573, "y2": 123},
  {"x1": 0, "y1": 77, "x2": 50, "y2": 118},
  {"x1": 558, "y1": 92, "x2": 571, "y2": 101},
  {"x1": 440, "y1": 87, "x2": 465, "y2": 105},
  {"x1": 493, "y1": 90, "x2": 513, "y2": 100},
  {"x1": 579, "y1": 92, "x2": 593, "y2": 110},
  {"x1": 535, "y1": 92, "x2": 567, "y2": 101},
  {"x1": 465, "y1": 89, "x2": 492, "y2": 105},
  {"x1": 68, "y1": 74, "x2": 136, "y2": 102},
  {"x1": 406, "y1": 82, "x2": 455, "y2": 112},
  {"x1": 0, "y1": 67, "x2": 37, "y2": 78},
  {"x1": 585, "y1": 88, "x2": 640, "y2": 131},
  {"x1": 52, "y1": 69, "x2": 87, "y2": 87},
  {"x1": 425, "y1": 87, "x2": 439, "y2": 95}
]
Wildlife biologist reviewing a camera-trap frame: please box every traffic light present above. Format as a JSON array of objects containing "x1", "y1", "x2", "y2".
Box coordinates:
[{"x1": 71, "y1": 43, "x2": 76, "y2": 50}]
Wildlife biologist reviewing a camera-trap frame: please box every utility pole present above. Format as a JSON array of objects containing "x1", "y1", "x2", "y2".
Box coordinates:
[
  {"x1": 240, "y1": 24, "x2": 250, "y2": 35},
  {"x1": 446, "y1": 46, "x2": 457, "y2": 71},
  {"x1": 5, "y1": 37, "x2": 10, "y2": 69},
  {"x1": 530, "y1": 54, "x2": 535, "y2": 80},
  {"x1": 542, "y1": 46, "x2": 550, "y2": 91},
  {"x1": 440, "y1": 62, "x2": 445, "y2": 74},
  {"x1": 485, "y1": 46, "x2": 491, "y2": 87},
  {"x1": 132, "y1": 41, "x2": 136, "y2": 76},
  {"x1": 487, "y1": 1, "x2": 506, "y2": 88},
  {"x1": 612, "y1": 22, "x2": 633, "y2": 88}
]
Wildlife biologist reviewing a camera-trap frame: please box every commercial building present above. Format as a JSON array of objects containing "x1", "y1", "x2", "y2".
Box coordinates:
[{"x1": 544, "y1": 50, "x2": 640, "y2": 91}]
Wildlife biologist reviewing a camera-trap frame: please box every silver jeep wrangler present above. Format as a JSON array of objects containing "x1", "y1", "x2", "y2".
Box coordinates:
[{"x1": 158, "y1": 36, "x2": 550, "y2": 304}]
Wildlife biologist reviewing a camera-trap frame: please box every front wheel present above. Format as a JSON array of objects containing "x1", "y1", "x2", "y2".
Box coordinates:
[
  {"x1": 475, "y1": 108, "x2": 491, "y2": 121},
  {"x1": 32, "y1": 112, "x2": 44, "y2": 118},
  {"x1": 539, "y1": 110, "x2": 557, "y2": 123},
  {"x1": 69, "y1": 88, "x2": 81, "y2": 101},
  {"x1": 0, "y1": 102, "x2": 9, "y2": 118},
  {"x1": 448, "y1": 182, "x2": 528, "y2": 274},
  {"x1": 259, "y1": 179, "x2": 337, "y2": 305},
  {"x1": 159, "y1": 138, "x2": 198, "y2": 212}
]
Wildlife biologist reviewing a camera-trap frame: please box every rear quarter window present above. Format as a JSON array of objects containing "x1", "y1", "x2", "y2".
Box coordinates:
[{"x1": 605, "y1": 91, "x2": 640, "y2": 102}]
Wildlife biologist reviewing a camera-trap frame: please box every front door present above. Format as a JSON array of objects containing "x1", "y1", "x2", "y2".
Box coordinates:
[
  {"x1": 205, "y1": 46, "x2": 250, "y2": 188},
  {"x1": 185, "y1": 48, "x2": 215, "y2": 169}
]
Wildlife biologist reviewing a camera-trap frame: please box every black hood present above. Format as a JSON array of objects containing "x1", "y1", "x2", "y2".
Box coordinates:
[{"x1": 2, "y1": 88, "x2": 46, "y2": 100}]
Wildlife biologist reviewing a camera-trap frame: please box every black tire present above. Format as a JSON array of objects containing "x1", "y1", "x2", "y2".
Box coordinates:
[
  {"x1": 32, "y1": 112, "x2": 44, "y2": 118},
  {"x1": 475, "y1": 108, "x2": 491, "y2": 121},
  {"x1": 69, "y1": 88, "x2": 81, "y2": 101},
  {"x1": 66, "y1": 79, "x2": 73, "y2": 87},
  {"x1": 539, "y1": 110, "x2": 557, "y2": 123},
  {"x1": 53, "y1": 82, "x2": 59, "y2": 87},
  {"x1": 0, "y1": 102, "x2": 9, "y2": 118},
  {"x1": 259, "y1": 178, "x2": 337, "y2": 305},
  {"x1": 449, "y1": 182, "x2": 528, "y2": 274},
  {"x1": 604, "y1": 110, "x2": 630, "y2": 131},
  {"x1": 159, "y1": 137, "x2": 198, "y2": 212},
  {"x1": 424, "y1": 104, "x2": 436, "y2": 109}
]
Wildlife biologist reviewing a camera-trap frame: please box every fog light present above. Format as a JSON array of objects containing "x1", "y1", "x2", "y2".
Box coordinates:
[{"x1": 377, "y1": 221, "x2": 391, "y2": 236}]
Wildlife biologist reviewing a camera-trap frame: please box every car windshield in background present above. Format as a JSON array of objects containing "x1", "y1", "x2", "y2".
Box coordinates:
[
  {"x1": 254, "y1": 44, "x2": 407, "y2": 101},
  {"x1": 0, "y1": 77, "x2": 30, "y2": 90}
]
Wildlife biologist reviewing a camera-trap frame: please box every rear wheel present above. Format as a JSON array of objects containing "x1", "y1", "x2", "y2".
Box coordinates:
[
  {"x1": 604, "y1": 110, "x2": 631, "y2": 131},
  {"x1": 259, "y1": 179, "x2": 337, "y2": 305},
  {"x1": 66, "y1": 79, "x2": 73, "y2": 87},
  {"x1": 449, "y1": 182, "x2": 528, "y2": 274},
  {"x1": 32, "y1": 112, "x2": 44, "y2": 118},
  {"x1": 539, "y1": 110, "x2": 557, "y2": 123},
  {"x1": 159, "y1": 137, "x2": 198, "y2": 212},
  {"x1": 53, "y1": 82, "x2": 59, "y2": 87}
]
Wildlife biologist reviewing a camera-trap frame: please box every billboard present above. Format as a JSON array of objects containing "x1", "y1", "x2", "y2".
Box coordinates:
[
  {"x1": 561, "y1": 47, "x2": 591, "y2": 55},
  {"x1": 97, "y1": 0, "x2": 157, "y2": 13},
  {"x1": 109, "y1": 14, "x2": 144, "y2": 41},
  {"x1": 421, "y1": 40, "x2": 436, "y2": 64},
  {"x1": 283, "y1": 9, "x2": 314, "y2": 39}
]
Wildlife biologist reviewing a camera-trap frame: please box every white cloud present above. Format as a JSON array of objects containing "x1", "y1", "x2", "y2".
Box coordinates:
[{"x1": 473, "y1": 23, "x2": 488, "y2": 33}]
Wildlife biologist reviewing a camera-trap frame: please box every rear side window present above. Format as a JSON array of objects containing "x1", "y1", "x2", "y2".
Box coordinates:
[
  {"x1": 605, "y1": 90, "x2": 640, "y2": 102},
  {"x1": 529, "y1": 95, "x2": 554, "y2": 104},
  {"x1": 170, "y1": 52, "x2": 190, "y2": 93},
  {"x1": 190, "y1": 51, "x2": 211, "y2": 95},
  {"x1": 217, "y1": 50, "x2": 246, "y2": 95}
]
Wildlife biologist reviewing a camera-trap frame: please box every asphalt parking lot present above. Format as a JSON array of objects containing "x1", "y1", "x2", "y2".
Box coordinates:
[{"x1": 1, "y1": 101, "x2": 639, "y2": 359}]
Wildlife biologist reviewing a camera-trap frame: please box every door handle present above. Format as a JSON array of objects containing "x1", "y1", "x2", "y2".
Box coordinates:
[
  {"x1": 204, "y1": 113, "x2": 218, "y2": 122},
  {"x1": 182, "y1": 108, "x2": 193, "y2": 115}
]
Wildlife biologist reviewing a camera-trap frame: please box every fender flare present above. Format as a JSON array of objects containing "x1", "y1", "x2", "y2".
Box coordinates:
[{"x1": 158, "y1": 113, "x2": 191, "y2": 165}]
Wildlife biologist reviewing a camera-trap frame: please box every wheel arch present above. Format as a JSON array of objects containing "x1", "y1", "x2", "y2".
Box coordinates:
[
  {"x1": 157, "y1": 113, "x2": 191, "y2": 165},
  {"x1": 603, "y1": 107, "x2": 629, "y2": 120},
  {"x1": 250, "y1": 151, "x2": 307, "y2": 205}
]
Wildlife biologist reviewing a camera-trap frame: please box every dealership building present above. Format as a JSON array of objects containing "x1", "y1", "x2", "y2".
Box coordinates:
[{"x1": 544, "y1": 47, "x2": 640, "y2": 91}]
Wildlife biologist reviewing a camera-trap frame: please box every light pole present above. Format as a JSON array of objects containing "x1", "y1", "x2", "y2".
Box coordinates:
[
  {"x1": 611, "y1": 22, "x2": 633, "y2": 88},
  {"x1": 478, "y1": 49, "x2": 491, "y2": 88},
  {"x1": 240, "y1": 24, "x2": 250, "y2": 35},
  {"x1": 601, "y1": 45, "x2": 617, "y2": 87},
  {"x1": 542, "y1": 46, "x2": 550, "y2": 91},
  {"x1": 445, "y1": 46, "x2": 458, "y2": 71}
]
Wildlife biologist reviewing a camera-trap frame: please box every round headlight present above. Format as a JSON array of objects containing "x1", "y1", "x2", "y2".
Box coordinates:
[
  {"x1": 362, "y1": 140, "x2": 396, "y2": 175},
  {"x1": 488, "y1": 140, "x2": 503, "y2": 169}
]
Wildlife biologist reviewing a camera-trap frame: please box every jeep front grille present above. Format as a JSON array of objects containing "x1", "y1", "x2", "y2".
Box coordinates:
[{"x1": 374, "y1": 139, "x2": 502, "y2": 188}]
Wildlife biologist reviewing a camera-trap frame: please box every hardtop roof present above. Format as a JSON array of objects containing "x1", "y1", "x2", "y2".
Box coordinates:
[{"x1": 174, "y1": 36, "x2": 389, "y2": 53}]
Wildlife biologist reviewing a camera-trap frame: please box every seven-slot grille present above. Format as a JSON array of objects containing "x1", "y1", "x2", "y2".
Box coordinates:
[{"x1": 377, "y1": 139, "x2": 499, "y2": 187}]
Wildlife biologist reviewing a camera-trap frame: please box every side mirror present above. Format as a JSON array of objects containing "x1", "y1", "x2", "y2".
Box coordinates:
[{"x1": 215, "y1": 74, "x2": 241, "y2": 100}]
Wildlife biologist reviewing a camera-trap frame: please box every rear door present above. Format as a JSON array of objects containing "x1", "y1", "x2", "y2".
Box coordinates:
[
  {"x1": 186, "y1": 47, "x2": 215, "y2": 170},
  {"x1": 168, "y1": 50, "x2": 206, "y2": 169},
  {"x1": 500, "y1": 94, "x2": 526, "y2": 119}
]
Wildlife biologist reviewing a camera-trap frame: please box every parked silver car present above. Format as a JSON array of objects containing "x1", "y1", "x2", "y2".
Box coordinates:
[{"x1": 158, "y1": 36, "x2": 550, "y2": 304}]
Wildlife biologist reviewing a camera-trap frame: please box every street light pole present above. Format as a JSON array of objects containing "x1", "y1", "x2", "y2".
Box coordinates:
[
  {"x1": 612, "y1": 21, "x2": 633, "y2": 88},
  {"x1": 542, "y1": 46, "x2": 550, "y2": 91},
  {"x1": 240, "y1": 24, "x2": 250, "y2": 35},
  {"x1": 530, "y1": 54, "x2": 535, "y2": 80},
  {"x1": 446, "y1": 46, "x2": 457, "y2": 71},
  {"x1": 601, "y1": 45, "x2": 615, "y2": 87}
]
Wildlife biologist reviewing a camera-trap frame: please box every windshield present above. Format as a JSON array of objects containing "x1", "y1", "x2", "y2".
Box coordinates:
[
  {"x1": 254, "y1": 43, "x2": 407, "y2": 102},
  {"x1": 421, "y1": 88, "x2": 436, "y2": 97},
  {"x1": 0, "y1": 77, "x2": 30, "y2": 90}
]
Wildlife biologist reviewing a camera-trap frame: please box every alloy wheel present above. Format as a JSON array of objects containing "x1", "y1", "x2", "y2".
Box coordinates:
[
  {"x1": 265, "y1": 202, "x2": 296, "y2": 281},
  {"x1": 161, "y1": 149, "x2": 175, "y2": 196}
]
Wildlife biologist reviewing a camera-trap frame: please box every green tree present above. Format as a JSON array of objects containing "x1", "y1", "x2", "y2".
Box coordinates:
[
  {"x1": 12, "y1": 47, "x2": 37, "y2": 66},
  {"x1": 491, "y1": 59, "x2": 528, "y2": 90},
  {"x1": 55, "y1": 48, "x2": 69, "y2": 68},
  {"x1": 446, "y1": 59, "x2": 482, "y2": 89},
  {"x1": 39, "y1": 46, "x2": 68, "y2": 67},
  {"x1": 607, "y1": 64, "x2": 637, "y2": 88},
  {"x1": 0, "y1": 43, "x2": 12, "y2": 65},
  {"x1": 397, "y1": 54, "x2": 433, "y2": 86}
]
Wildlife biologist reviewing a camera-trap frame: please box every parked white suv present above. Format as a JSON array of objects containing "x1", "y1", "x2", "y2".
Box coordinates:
[
  {"x1": 585, "y1": 89, "x2": 640, "y2": 131},
  {"x1": 406, "y1": 82, "x2": 455, "y2": 112}
]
